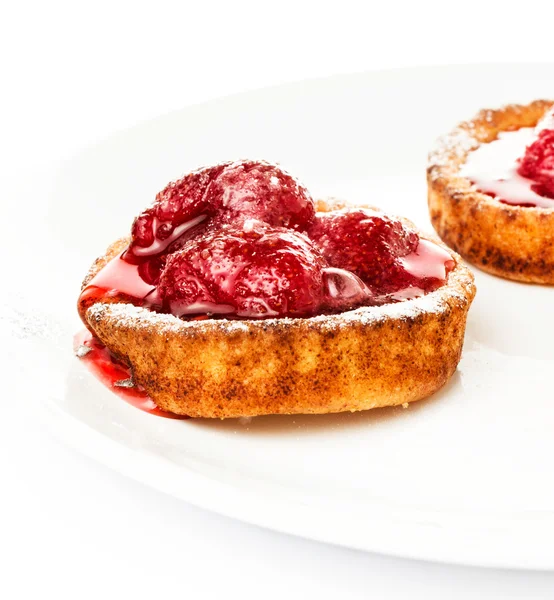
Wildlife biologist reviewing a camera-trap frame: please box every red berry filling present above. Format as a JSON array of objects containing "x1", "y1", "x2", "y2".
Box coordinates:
[
  {"x1": 517, "y1": 123, "x2": 554, "y2": 199},
  {"x1": 80, "y1": 160, "x2": 454, "y2": 322}
]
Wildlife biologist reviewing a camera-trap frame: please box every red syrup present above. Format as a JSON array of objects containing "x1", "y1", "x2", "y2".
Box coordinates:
[
  {"x1": 460, "y1": 126, "x2": 554, "y2": 209},
  {"x1": 74, "y1": 329, "x2": 188, "y2": 420},
  {"x1": 83, "y1": 252, "x2": 158, "y2": 303},
  {"x1": 77, "y1": 252, "x2": 162, "y2": 326}
]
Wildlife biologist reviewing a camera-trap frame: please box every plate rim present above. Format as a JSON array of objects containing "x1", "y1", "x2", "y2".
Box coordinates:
[{"x1": 40, "y1": 62, "x2": 554, "y2": 571}]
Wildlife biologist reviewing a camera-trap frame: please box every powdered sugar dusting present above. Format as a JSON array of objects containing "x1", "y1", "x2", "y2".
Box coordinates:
[{"x1": 428, "y1": 126, "x2": 478, "y2": 178}]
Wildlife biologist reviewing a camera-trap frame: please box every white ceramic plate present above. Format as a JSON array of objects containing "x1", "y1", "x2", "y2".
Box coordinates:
[{"x1": 9, "y1": 64, "x2": 554, "y2": 570}]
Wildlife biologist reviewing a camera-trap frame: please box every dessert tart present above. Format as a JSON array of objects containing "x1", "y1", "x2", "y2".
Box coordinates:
[
  {"x1": 428, "y1": 99, "x2": 554, "y2": 283},
  {"x1": 78, "y1": 160, "x2": 475, "y2": 418}
]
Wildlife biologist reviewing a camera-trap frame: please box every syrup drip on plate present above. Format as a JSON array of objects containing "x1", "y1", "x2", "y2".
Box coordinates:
[{"x1": 74, "y1": 329, "x2": 188, "y2": 420}]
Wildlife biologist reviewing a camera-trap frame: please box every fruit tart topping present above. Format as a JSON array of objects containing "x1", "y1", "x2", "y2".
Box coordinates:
[
  {"x1": 80, "y1": 161, "x2": 455, "y2": 324},
  {"x1": 517, "y1": 108, "x2": 554, "y2": 199}
]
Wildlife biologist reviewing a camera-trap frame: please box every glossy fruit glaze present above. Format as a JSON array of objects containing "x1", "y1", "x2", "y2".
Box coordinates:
[
  {"x1": 460, "y1": 107, "x2": 554, "y2": 209},
  {"x1": 74, "y1": 329, "x2": 189, "y2": 419},
  {"x1": 79, "y1": 159, "x2": 454, "y2": 324}
]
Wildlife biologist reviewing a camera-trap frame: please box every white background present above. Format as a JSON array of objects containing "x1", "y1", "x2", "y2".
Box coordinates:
[{"x1": 3, "y1": 1, "x2": 554, "y2": 598}]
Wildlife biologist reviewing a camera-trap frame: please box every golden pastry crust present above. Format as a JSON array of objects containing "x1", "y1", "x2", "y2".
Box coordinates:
[
  {"x1": 428, "y1": 99, "x2": 554, "y2": 283},
  {"x1": 80, "y1": 201, "x2": 475, "y2": 419}
]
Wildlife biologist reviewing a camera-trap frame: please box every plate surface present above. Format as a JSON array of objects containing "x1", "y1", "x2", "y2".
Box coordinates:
[{"x1": 9, "y1": 64, "x2": 554, "y2": 570}]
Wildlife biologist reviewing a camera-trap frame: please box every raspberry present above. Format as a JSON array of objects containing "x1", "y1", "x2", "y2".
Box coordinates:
[
  {"x1": 307, "y1": 209, "x2": 447, "y2": 297},
  {"x1": 159, "y1": 221, "x2": 327, "y2": 318},
  {"x1": 517, "y1": 126, "x2": 554, "y2": 199},
  {"x1": 126, "y1": 163, "x2": 228, "y2": 262},
  {"x1": 205, "y1": 160, "x2": 315, "y2": 230}
]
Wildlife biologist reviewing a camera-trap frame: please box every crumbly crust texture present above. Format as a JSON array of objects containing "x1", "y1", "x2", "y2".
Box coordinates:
[
  {"x1": 81, "y1": 201, "x2": 476, "y2": 418},
  {"x1": 428, "y1": 99, "x2": 554, "y2": 283}
]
